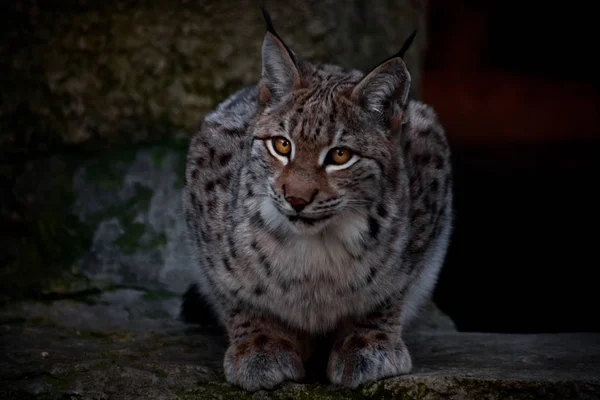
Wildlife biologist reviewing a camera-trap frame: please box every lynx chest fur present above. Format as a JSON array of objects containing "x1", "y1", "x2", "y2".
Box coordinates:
[{"x1": 182, "y1": 7, "x2": 452, "y2": 391}]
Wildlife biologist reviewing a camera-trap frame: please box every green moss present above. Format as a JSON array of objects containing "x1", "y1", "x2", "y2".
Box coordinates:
[
  {"x1": 151, "y1": 147, "x2": 168, "y2": 168},
  {"x1": 148, "y1": 232, "x2": 168, "y2": 249},
  {"x1": 0, "y1": 142, "x2": 182, "y2": 303},
  {"x1": 113, "y1": 221, "x2": 147, "y2": 254},
  {"x1": 180, "y1": 381, "x2": 371, "y2": 400},
  {"x1": 85, "y1": 160, "x2": 125, "y2": 190},
  {"x1": 83, "y1": 182, "x2": 154, "y2": 254},
  {"x1": 39, "y1": 374, "x2": 71, "y2": 395}
]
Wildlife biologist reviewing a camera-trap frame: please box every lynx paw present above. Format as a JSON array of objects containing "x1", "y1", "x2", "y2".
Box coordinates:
[
  {"x1": 327, "y1": 331, "x2": 412, "y2": 388},
  {"x1": 224, "y1": 334, "x2": 305, "y2": 391}
]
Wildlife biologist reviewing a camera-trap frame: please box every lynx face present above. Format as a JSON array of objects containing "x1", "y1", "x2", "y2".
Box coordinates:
[{"x1": 248, "y1": 76, "x2": 398, "y2": 234}]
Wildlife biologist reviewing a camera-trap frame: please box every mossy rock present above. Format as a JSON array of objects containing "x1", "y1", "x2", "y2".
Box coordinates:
[
  {"x1": 1, "y1": 0, "x2": 426, "y2": 155},
  {"x1": 0, "y1": 141, "x2": 191, "y2": 302},
  {"x1": 1, "y1": 311, "x2": 598, "y2": 399}
]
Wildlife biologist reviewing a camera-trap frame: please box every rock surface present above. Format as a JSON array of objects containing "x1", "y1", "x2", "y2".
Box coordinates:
[
  {"x1": 1, "y1": 295, "x2": 599, "y2": 399},
  {"x1": 2, "y1": 0, "x2": 426, "y2": 154}
]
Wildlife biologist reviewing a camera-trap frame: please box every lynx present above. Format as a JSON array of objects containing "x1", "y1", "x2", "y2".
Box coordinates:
[{"x1": 182, "y1": 6, "x2": 453, "y2": 391}]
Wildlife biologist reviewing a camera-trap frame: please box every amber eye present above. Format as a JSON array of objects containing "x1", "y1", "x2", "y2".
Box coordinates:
[
  {"x1": 272, "y1": 137, "x2": 291, "y2": 156},
  {"x1": 327, "y1": 148, "x2": 352, "y2": 165}
]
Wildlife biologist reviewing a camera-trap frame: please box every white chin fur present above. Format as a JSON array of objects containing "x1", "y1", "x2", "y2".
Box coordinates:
[{"x1": 260, "y1": 199, "x2": 331, "y2": 235}]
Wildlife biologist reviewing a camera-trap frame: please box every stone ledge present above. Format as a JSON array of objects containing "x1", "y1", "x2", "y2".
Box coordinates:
[{"x1": 1, "y1": 299, "x2": 598, "y2": 399}]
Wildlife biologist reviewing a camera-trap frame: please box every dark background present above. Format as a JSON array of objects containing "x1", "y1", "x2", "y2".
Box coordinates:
[{"x1": 424, "y1": 0, "x2": 599, "y2": 333}]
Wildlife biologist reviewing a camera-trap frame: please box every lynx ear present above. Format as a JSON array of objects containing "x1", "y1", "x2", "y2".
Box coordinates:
[
  {"x1": 258, "y1": 5, "x2": 302, "y2": 105},
  {"x1": 351, "y1": 30, "x2": 417, "y2": 128}
]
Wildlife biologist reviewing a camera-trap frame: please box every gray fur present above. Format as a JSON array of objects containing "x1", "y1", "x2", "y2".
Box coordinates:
[{"x1": 182, "y1": 18, "x2": 452, "y2": 391}]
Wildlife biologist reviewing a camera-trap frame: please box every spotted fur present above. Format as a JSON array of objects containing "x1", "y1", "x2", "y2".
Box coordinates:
[{"x1": 182, "y1": 7, "x2": 452, "y2": 391}]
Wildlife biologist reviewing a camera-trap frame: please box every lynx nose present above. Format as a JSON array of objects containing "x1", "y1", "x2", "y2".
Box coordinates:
[{"x1": 285, "y1": 196, "x2": 308, "y2": 212}]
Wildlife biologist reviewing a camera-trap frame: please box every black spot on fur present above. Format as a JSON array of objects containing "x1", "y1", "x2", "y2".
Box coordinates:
[
  {"x1": 347, "y1": 335, "x2": 368, "y2": 349},
  {"x1": 222, "y1": 257, "x2": 232, "y2": 272},
  {"x1": 204, "y1": 256, "x2": 215, "y2": 269},
  {"x1": 377, "y1": 203, "x2": 388, "y2": 218},
  {"x1": 219, "y1": 153, "x2": 232, "y2": 166},
  {"x1": 205, "y1": 180, "x2": 215, "y2": 192},
  {"x1": 261, "y1": 257, "x2": 272, "y2": 277},
  {"x1": 228, "y1": 235, "x2": 237, "y2": 259},
  {"x1": 209, "y1": 148, "x2": 216, "y2": 163},
  {"x1": 196, "y1": 157, "x2": 205, "y2": 168},
  {"x1": 224, "y1": 128, "x2": 244, "y2": 136},
  {"x1": 219, "y1": 171, "x2": 232, "y2": 187},
  {"x1": 366, "y1": 266, "x2": 377, "y2": 284},
  {"x1": 254, "y1": 334, "x2": 269, "y2": 347},
  {"x1": 191, "y1": 169, "x2": 198, "y2": 179},
  {"x1": 239, "y1": 321, "x2": 251, "y2": 329},
  {"x1": 403, "y1": 139, "x2": 411, "y2": 154},
  {"x1": 250, "y1": 212, "x2": 264, "y2": 228},
  {"x1": 368, "y1": 216, "x2": 380, "y2": 239},
  {"x1": 434, "y1": 155, "x2": 445, "y2": 169},
  {"x1": 430, "y1": 179, "x2": 439, "y2": 193},
  {"x1": 415, "y1": 154, "x2": 431, "y2": 166},
  {"x1": 279, "y1": 280, "x2": 290, "y2": 291},
  {"x1": 279, "y1": 121, "x2": 284, "y2": 129},
  {"x1": 253, "y1": 285, "x2": 265, "y2": 296}
]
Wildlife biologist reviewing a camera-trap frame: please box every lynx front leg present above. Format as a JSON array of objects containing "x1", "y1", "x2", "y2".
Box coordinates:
[
  {"x1": 327, "y1": 304, "x2": 411, "y2": 388},
  {"x1": 223, "y1": 309, "x2": 310, "y2": 391}
]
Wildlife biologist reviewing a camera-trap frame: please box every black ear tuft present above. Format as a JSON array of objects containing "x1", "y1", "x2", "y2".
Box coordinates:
[
  {"x1": 257, "y1": 3, "x2": 303, "y2": 105},
  {"x1": 259, "y1": 2, "x2": 276, "y2": 35},
  {"x1": 258, "y1": 2, "x2": 296, "y2": 64},
  {"x1": 395, "y1": 29, "x2": 418, "y2": 59}
]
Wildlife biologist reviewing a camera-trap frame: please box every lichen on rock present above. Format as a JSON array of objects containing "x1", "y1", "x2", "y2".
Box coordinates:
[{"x1": 71, "y1": 144, "x2": 196, "y2": 294}]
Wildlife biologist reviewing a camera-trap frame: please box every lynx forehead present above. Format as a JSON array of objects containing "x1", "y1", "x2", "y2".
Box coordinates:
[{"x1": 182, "y1": 4, "x2": 452, "y2": 392}]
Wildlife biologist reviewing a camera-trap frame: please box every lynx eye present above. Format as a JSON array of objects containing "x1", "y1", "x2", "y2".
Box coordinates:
[
  {"x1": 327, "y1": 148, "x2": 352, "y2": 165},
  {"x1": 272, "y1": 137, "x2": 291, "y2": 156}
]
